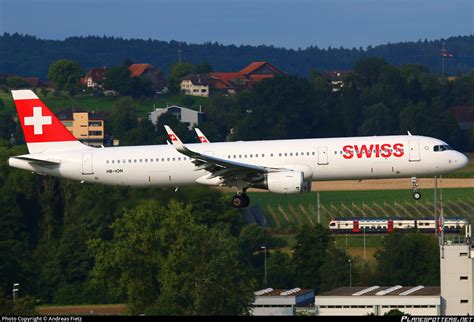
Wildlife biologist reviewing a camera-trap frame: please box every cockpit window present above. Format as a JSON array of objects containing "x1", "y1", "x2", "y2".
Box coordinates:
[{"x1": 434, "y1": 145, "x2": 452, "y2": 152}]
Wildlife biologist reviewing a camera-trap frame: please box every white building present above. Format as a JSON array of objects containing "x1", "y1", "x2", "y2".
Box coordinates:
[
  {"x1": 148, "y1": 105, "x2": 205, "y2": 130},
  {"x1": 315, "y1": 285, "x2": 441, "y2": 316},
  {"x1": 180, "y1": 74, "x2": 211, "y2": 97},
  {"x1": 440, "y1": 229, "x2": 474, "y2": 315},
  {"x1": 251, "y1": 288, "x2": 315, "y2": 316}
]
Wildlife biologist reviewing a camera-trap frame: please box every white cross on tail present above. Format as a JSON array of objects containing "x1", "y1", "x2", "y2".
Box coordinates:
[{"x1": 24, "y1": 106, "x2": 52, "y2": 135}]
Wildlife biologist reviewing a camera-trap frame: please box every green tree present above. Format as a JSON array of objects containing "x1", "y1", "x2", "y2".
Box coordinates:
[
  {"x1": 167, "y1": 62, "x2": 196, "y2": 94},
  {"x1": 375, "y1": 232, "x2": 439, "y2": 285},
  {"x1": 0, "y1": 109, "x2": 16, "y2": 140},
  {"x1": 319, "y1": 247, "x2": 351, "y2": 292},
  {"x1": 292, "y1": 225, "x2": 331, "y2": 292},
  {"x1": 6, "y1": 76, "x2": 29, "y2": 89},
  {"x1": 109, "y1": 97, "x2": 138, "y2": 139},
  {"x1": 103, "y1": 65, "x2": 133, "y2": 95},
  {"x1": 358, "y1": 103, "x2": 394, "y2": 136},
  {"x1": 47, "y1": 60, "x2": 83, "y2": 95},
  {"x1": 0, "y1": 295, "x2": 37, "y2": 316},
  {"x1": 89, "y1": 201, "x2": 255, "y2": 315},
  {"x1": 266, "y1": 251, "x2": 295, "y2": 289}
]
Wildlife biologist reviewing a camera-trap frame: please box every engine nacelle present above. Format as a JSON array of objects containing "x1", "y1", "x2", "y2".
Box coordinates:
[{"x1": 265, "y1": 171, "x2": 304, "y2": 194}]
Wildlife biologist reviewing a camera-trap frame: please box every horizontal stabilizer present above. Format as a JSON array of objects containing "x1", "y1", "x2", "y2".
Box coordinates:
[{"x1": 11, "y1": 155, "x2": 61, "y2": 165}]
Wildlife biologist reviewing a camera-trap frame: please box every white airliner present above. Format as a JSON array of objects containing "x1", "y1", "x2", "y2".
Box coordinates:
[{"x1": 8, "y1": 90, "x2": 469, "y2": 208}]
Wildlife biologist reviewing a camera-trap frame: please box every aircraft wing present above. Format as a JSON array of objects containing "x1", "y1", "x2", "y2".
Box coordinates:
[{"x1": 164, "y1": 125, "x2": 282, "y2": 187}]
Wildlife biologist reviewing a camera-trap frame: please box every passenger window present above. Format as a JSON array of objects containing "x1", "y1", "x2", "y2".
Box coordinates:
[
  {"x1": 262, "y1": 154, "x2": 265, "y2": 157},
  {"x1": 145, "y1": 159, "x2": 148, "y2": 162},
  {"x1": 139, "y1": 159, "x2": 142, "y2": 162},
  {"x1": 173, "y1": 158, "x2": 175, "y2": 161},
  {"x1": 271, "y1": 153, "x2": 273, "y2": 157},
  {"x1": 284, "y1": 153, "x2": 287, "y2": 157},
  {"x1": 167, "y1": 158, "x2": 170, "y2": 161},
  {"x1": 134, "y1": 159, "x2": 137, "y2": 163},
  {"x1": 279, "y1": 153, "x2": 282, "y2": 157},
  {"x1": 290, "y1": 153, "x2": 293, "y2": 156},
  {"x1": 256, "y1": 154, "x2": 259, "y2": 157},
  {"x1": 156, "y1": 158, "x2": 159, "y2": 162},
  {"x1": 312, "y1": 152, "x2": 315, "y2": 155},
  {"x1": 129, "y1": 159, "x2": 132, "y2": 163},
  {"x1": 106, "y1": 160, "x2": 109, "y2": 164}
]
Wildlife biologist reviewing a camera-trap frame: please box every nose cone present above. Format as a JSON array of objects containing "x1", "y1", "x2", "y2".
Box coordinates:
[{"x1": 457, "y1": 152, "x2": 469, "y2": 170}]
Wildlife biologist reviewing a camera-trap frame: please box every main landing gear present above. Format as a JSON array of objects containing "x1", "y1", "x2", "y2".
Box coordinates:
[
  {"x1": 232, "y1": 191, "x2": 250, "y2": 208},
  {"x1": 411, "y1": 177, "x2": 422, "y2": 200}
]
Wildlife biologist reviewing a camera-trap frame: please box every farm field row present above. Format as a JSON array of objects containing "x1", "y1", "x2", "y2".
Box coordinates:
[{"x1": 247, "y1": 188, "x2": 474, "y2": 229}]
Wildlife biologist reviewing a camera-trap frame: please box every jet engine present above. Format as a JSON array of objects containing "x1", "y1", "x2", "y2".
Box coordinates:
[{"x1": 255, "y1": 171, "x2": 304, "y2": 194}]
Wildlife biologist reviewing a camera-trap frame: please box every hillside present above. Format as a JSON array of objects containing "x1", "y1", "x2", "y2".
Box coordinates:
[{"x1": 0, "y1": 33, "x2": 473, "y2": 79}]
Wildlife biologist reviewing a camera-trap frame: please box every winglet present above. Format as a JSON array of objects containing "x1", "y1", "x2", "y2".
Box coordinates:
[
  {"x1": 195, "y1": 128, "x2": 210, "y2": 143},
  {"x1": 407, "y1": 131, "x2": 412, "y2": 136},
  {"x1": 164, "y1": 125, "x2": 187, "y2": 153}
]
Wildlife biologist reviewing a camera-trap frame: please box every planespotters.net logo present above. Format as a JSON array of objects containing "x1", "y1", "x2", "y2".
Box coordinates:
[{"x1": 402, "y1": 317, "x2": 474, "y2": 322}]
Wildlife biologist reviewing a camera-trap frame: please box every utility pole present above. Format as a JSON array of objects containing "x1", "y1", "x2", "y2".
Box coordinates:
[
  {"x1": 317, "y1": 192, "x2": 321, "y2": 224},
  {"x1": 261, "y1": 246, "x2": 267, "y2": 287},
  {"x1": 441, "y1": 42, "x2": 446, "y2": 77},
  {"x1": 348, "y1": 259, "x2": 352, "y2": 287},
  {"x1": 178, "y1": 42, "x2": 182, "y2": 64}
]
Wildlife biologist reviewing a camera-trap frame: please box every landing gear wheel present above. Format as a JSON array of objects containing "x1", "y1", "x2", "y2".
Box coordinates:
[
  {"x1": 410, "y1": 177, "x2": 421, "y2": 200},
  {"x1": 231, "y1": 194, "x2": 250, "y2": 208},
  {"x1": 413, "y1": 191, "x2": 422, "y2": 200}
]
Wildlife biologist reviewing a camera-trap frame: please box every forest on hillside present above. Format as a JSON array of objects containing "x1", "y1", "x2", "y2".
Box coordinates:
[{"x1": 0, "y1": 33, "x2": 473, "y2": 79}]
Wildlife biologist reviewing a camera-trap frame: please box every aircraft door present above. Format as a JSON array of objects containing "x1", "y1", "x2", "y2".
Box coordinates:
[
  {"x1": 409, "y1": 140, "x2": 420, "y2": 162},
  {"x1": 317, "y1": 146, "x2": 328, "y2": 165},
  {"x1": 149, "y1": 170, "x2": 171, "y2": 185},
  {"x1": 82, "y1": 152, "x2": 94, "y2": 175}
]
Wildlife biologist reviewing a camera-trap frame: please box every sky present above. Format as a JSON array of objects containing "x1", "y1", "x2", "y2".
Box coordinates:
[{"x1": 0, "y1": 0, "x2": 473, "y2": 49}]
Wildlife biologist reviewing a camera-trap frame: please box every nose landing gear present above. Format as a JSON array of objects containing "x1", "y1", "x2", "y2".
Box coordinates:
[{"x1": 411, "y1": 177, "x2": 422, "y2": 200}]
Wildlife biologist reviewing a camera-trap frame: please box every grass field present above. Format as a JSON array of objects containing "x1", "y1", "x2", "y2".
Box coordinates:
[{"x1": 0, "y1": 92, "x2": 208, "y2": 119}]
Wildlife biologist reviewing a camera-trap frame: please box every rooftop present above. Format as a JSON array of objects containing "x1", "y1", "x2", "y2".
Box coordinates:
[
  {"x1": 129, "y1": 63, "x2": 156, "y2": 78},
  {"x1": 254, "y1": 288, "x2": 314, "y2": 297},
  {"x1": 319, "y1": 286, "x2": 440, "y2": 297},
  {"x1": 57, "y1": 107, "x2": 106, "y2": 120}
]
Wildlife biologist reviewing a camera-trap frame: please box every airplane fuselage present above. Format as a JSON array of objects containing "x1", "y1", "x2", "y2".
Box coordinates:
[{"x1": 9, "y1": 135, "x2": 468, "y2": 188}]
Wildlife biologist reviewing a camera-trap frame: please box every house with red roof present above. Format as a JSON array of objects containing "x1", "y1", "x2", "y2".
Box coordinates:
[
  {"x1": 181, "y1": 61, "x2": 284, "y2": 96},
  {"x1": 81, "y1": 67, "x2": 108, "y2": 89},
  {"x1": 128, "y1": 63, "x2": 167, "y2": 93}
]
